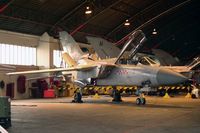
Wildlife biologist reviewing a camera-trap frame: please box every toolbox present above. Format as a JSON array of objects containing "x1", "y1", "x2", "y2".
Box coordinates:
[{"x1": 43, "y1": 89, "x2": 55, "y2": 98}]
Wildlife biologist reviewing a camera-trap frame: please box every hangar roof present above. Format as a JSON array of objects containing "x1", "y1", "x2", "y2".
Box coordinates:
[{"x1": 0, "y1": 0, "x2": 199, "y2": 63}]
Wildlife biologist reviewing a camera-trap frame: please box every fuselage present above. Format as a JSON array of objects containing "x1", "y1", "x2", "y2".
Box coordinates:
[
  {"x1": 96, "y1": 65, "x2": 187, "y2": 87},
  {"x1": 75, "y1": 59, "x2": 188, "y2": 87},
  {"x1": 96, "y1": 65, "x2": 158, "y2": 86}
]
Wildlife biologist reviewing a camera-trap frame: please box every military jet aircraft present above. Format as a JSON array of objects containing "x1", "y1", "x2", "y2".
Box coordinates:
[
  {"x1": 87, "y1": 36, "x2": 200, "y2": 79},
  {"x1": 7, "y1": 30, "x2": 188, "y2": 105}
]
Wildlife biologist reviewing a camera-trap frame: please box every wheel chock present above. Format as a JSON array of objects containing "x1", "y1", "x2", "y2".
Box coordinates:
[{"x1": 185, "y1": 93, "x2": 191, "y2": 98}]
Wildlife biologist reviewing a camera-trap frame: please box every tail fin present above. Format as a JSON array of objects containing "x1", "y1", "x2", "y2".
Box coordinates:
[
  {"x1": 86, "y1": 36, "x2": 120, "y2": 59},
  {"x1": 59, "y1": 31, "x2": 84, "y2": 62},
  {"x1": 152, "y1": 49, "x2": 180, "y2": 66}
]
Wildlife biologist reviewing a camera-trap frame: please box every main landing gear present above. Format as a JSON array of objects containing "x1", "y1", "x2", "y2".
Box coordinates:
[
  {"x1": 71, "y1": 86, "x2": 146, "y2": 105},
  {"x1": 112, "y1": 87, "x2": 122, "y2": 102},
  {"x1": 72, "y1": 88, "x2": 83, "y2": 103},
  {"x1": 136, "y1": 93, "x2": 146, "y2": 105}
]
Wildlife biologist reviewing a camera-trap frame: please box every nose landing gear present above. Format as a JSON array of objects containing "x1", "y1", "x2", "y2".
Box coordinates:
[{"x1": 136, "y1": 93, "x2": 146, "y2": 105}]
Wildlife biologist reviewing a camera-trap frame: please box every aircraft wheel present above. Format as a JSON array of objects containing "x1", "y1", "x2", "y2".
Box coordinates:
[
  {"x1": 141, "y1": 98, "x2": 146, "y2": 105},
  {"x1": 136, "y1": 98, "x2": 141, "y2": 105},
  {"x1": 72, "y1": 91, "x2": 83, "y2": 103}
]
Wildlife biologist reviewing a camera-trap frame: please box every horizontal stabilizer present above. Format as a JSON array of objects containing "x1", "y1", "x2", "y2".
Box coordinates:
[{"x1": 62, "y1": 52, "x2": 77, "y2": 67}]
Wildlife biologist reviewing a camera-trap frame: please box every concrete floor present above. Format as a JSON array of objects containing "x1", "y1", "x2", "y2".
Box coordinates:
[{"x1": 7, "y1": 96, "x2": 200, "y2": 133}]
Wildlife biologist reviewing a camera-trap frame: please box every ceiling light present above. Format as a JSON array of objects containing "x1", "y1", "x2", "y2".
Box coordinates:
[
  {"x1": 124, "y1": 19, "x2": 130, "y2": 26},
  {"x1": 152, "y1": 28, "x2": 157, "y2": 35},
  {"x1": 85, "y1": 6, "x2": 92, "y2": 14}
]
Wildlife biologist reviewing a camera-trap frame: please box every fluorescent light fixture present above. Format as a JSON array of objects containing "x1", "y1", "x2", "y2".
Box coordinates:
[
  {"x1": 85, "y1": 6, "x2": 92, "y2": 14},
  {"x1": 124, "y1": 19, "x2": 130, "y2": 26},
  {"x1": 152, "y1": 28, "x2": 157, "y2": 35}
]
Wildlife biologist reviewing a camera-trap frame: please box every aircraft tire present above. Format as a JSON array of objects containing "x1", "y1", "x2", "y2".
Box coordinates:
[
  {"x1": 136, "y1": 98, "x2": 141, "y2": 105},
  {"x1": 141, "y1": 98, "x2": 146, "y2": 105}
]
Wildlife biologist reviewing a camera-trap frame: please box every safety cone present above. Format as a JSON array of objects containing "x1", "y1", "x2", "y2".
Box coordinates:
[
  {"x1": 163, "y1": 89, "x2": 170, "y2": 98},
  {"x1": 185, "y1": 87, "x2": 191, "y2": 98},
  {"x1": 93, "y1": 92, "x2": 100, "y2": 98},
  {"x1": 185, "y1": 92, "x2": 191, "y2": 98},
  {"x1": 163, "y1": 92, "x2": 170, "y2": 98}
]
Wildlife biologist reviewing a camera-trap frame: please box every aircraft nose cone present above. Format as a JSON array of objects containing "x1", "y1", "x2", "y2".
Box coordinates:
[{"x1": 157, "y1": 69, "x2": 188, "y2": 85}]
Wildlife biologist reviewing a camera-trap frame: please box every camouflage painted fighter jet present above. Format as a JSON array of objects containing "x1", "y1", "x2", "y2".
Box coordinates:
[{"x1": 7, "y1": 30, "x2": 188, "y2": 105}]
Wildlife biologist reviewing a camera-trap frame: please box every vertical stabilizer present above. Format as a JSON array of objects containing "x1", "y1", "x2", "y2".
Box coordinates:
[
  {"x1": 59, "y1": 31, "x2": 84, "y2": 62},
  {"x1": 152, "y1": 49, "x2": 180, "y2": 66},
  {"x1": 86, "y1": 36, "x2": 120, "y2": 59}
]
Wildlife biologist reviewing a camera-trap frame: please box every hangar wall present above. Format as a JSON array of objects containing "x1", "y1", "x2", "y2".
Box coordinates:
[
  {"x1": 0, "y1": 30, "x2": 61, "y2": 99},
  {"x1": 0, "y1": 30, "x2": 94, "y2": 99},
  {"x1": 0, "y1": 72, "x2": 44, "y2": 99},
  {"x1": 0, "y1": 30, "x2": 39, "y2": 47}
]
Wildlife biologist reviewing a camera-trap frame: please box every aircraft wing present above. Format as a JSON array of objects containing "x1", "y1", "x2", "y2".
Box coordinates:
[{"x1": 6, "y1": 65, "x2": 97, "y2": 76}]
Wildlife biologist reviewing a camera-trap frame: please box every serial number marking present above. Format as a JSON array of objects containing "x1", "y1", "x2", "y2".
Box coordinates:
[{"x1": 116, "y1": 70, "x2": 128, "y2": 75}]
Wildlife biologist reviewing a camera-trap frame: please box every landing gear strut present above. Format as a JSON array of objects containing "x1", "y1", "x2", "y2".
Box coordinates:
[
  {"x1": 136, "y1": 93, "x2": 146, "y2": 105},
  {"x1": 72, "y1": 88, "x2": 83, "y2": 103},
  {"x1": 135, "y1": 81, "x2": 151, "y2": 105},
  {"x1": 112, "y1": 87, "x2": 122, "y2": 102}
]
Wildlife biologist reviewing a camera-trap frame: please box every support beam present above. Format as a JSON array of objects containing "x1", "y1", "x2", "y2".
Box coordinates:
[
  {"x1": 106, "y1": 1, "x2": 161, "y2": 37},
  {"x1": 110, "y1": 7, "x2": 130, "y2": 17},
  {"x1": 70, "y1": 0, "x2": 123, "y2": 36},
  {"x1": 0, "y1": 14, "x2": 53, "y2": 27},
  {"x1": 115, "y1": 0, "x2": 191, "y2": 46},
  {"x1": 49, "y1": 1, "x2": 87, "y2": 32},
  {"x1": 150, "y1": 5, "x2": 198, "y2": 51},
  {"x1": 120, "y1": 1, "x2": 140, "y2": 11},
  {"x1": 0, "y1": 0, "x2": 15, "y2": 13},
  {"x1": 70, "y1": 24, "x2": 86, "y2": 36}
]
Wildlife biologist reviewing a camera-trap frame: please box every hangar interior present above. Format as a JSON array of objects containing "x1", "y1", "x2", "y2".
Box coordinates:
[
  {"x1": 0, "y1": 0, "x2": 200, "y2": 132},
  {"x1": 0, "y1": 0, "x2": 199, "y2": 100},
  {"x1": 0, "y1": 0, "x2": 200, "y2": 99}
]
